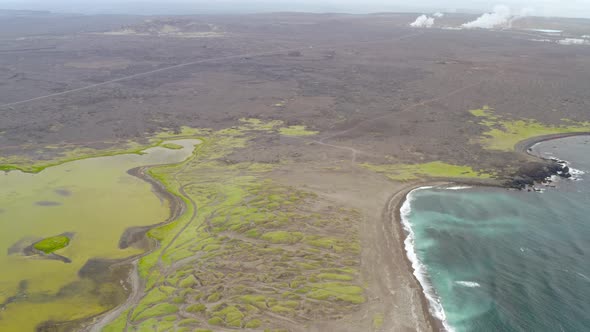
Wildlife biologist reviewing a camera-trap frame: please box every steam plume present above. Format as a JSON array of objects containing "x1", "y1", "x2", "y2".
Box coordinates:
[
  {"x1": 462, "y1": 5, "x2": 530, "y2": 29},
  {"x1": 410, "y1": 15, "x2": 435, "y2": 28}
]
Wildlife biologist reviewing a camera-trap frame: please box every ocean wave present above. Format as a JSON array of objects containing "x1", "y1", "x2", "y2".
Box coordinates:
[
  {"x1": 576, "y1": 272, "x2": 590, "y2": 282},
  {"x1": 400, "y1": 188, "x2": 455, "y2": 332},
  {"x1": 444, "y1": 186, "x2": 472, "y2": 190},
  {"x1": 455, "y1": 281, "x2": 481, "y2": 288},
  {"x1": 569, "y1": 167, "x2": 585, "y2": 180}
]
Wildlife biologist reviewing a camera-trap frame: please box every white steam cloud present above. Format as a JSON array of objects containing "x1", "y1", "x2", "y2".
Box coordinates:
[
  {"x1": 462, "y1": 5, "x2": 531, "y2": 29},
  {"x1": 410, "y1": 14, "x2": 435, "y2": 28},
  {"x1": 433, "y1": 12, "x2": 444, "y2": 18}
]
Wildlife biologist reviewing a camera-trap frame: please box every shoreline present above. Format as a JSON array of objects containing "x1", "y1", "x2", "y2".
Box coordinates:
[
  {"x1": 514, "y1": 132, "x2": 590, "y2": 155},
  {"x1": 34, "y1": 139, "x2": 202, "y2": 332},
  {"x1": 50, "y1": 166, "x2": 189, "y2": 332},
  {"x1": 387, "y1": 181, "x2": 448, "y2": 332},
  {"x1": 393, "y1": 133, "x2": 590, "y2": 332},
  {"x1": 389, "y1": 179, "x2": 498, "y2": 332},
  {"x1": 79, "y1": 166, "x2": 188, "y2": 332}
]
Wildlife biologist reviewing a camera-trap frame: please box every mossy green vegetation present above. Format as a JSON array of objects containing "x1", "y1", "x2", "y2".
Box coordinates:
[
  {"x1": 260, "y1": 231, "x2": 304, "y2": 244},
  {"x1": 239, "y1": 117, "x2": 284, "y2": 131},
  {"x1": 362, "y1": 161, "x2": 492, "y2": 181},
  {"x1": 317, "y1": 273, "x2": 354, "y2": 281},
  {"x1": 1, "y1": 117, "x2": 370, "y2": 331},
  {"x1": 238, "y1": 117, "x2": 318, "y2": 137},
  {"x1": 161, "y1": 142, "x2": 184, "y2": 150},
  {"x1": 470, "y1": 106, "x2": 590, "y2": 151},
  {"x1": 0, "y1": 128, "x2": 205, "y2": 174},
  {"x1": 0, "y1": 140, "x2": 151, "y2": 173},
  {"x1": 104, "y1": 120, "x2": 365, "y2": 331},
  {"x1": 132, "y1": 303, "x2": 178, "y2": 322},
  {"x1": 0, "y1": 139, "x2": 201, "y2": 331},
  {"x1": 0, "y1": 117, "x2": 310, "y2": 173},
  {"x1": 245, "y1": 319, "x2": 262, "y2": 328},
  {"x1": 372, "y1": 313, "x2": 384, "y2": 329},
  {"x1": 307, "y1": 282, "x2": 365, "y2": 304},
  {"x1": 33, "y1": 235, "x2": 70, "y2": 254},
  {"x1": 278, "y1": 125, "x2": 318, "y2": 136}
]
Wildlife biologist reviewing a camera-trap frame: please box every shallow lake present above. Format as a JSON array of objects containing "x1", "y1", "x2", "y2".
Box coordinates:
[{"x1": 0, "y1": 139, "x2": 200, "y2": 331}]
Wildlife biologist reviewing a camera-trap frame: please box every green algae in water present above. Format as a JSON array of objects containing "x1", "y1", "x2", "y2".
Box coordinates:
[
  {"x1": 0, "y1": 139, "x2": 200, "y2": 331},
  {"x1": 33, "y1": 235, "x2": 70, "y2": 253}
]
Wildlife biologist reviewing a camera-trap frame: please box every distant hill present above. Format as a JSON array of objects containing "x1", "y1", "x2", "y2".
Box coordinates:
[{"x1": 0, "y1": 9, "x2": 52, "y2": 16}]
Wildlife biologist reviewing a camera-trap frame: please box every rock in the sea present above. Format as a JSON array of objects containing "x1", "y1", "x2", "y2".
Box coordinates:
[{"x1": 506, "y1": 160, "x2": 571, "y2": 189}]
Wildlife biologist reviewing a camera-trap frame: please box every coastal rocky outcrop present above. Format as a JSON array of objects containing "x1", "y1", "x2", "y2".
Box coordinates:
[{"x1": 505, "y1": 160, "x2": 572, "y2": 189}]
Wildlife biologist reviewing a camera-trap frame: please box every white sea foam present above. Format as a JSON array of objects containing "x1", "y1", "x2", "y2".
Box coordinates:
[
  {"x1": 530, "y1": 38, "x2": 552, "y2": 43},
  {"x1": 455, "y1": 281, "x2": 481, "y2": 288},
  {"x1": 529, "y1": 29, "x2": 562, "y2": 33},
  {"x1": 576, "y1": 272, "x2": 590, "y2": 282},
  {"x1": 570, "y1": 167, "x2": 585, "y2": 176},
  {"x1": 527, "y1": 29, "x2": 562, "y2": 36},
  {"x1": 562, "y1": 162, "x2": 585, "y2": 181},
  {"x1": 400, "y1": 188, "x2": 455, "y2": 332},
  {"x1": 445, "y1": 186, "x2": 472, "y2": 190},
  {"x1": 558, "y1": 38, "x2": 590, "y2": 46}
]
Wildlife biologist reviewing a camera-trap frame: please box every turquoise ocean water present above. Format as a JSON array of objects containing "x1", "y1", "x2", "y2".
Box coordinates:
[{"x1": 402, "y1": 136, "x2": 590, "y2": 332}]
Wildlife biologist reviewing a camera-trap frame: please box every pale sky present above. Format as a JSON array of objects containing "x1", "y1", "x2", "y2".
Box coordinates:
[{"x1": 2, "y1": 0, "x2": 590, "y2": 18}]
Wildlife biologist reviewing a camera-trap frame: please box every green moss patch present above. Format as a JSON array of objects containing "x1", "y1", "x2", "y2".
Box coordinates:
[
  {"x1": 161, "y1": 143, "x2": 184, "y2": 150},
  {"x1": 470, "y1": 106, "x2": 590, "y2": 151},
  {"x1": 373, "y1": 313, "x2": 384, "y2": 329},
  {"x1": 245, "y1": 319, "x2": 262, "y2": 328},
  {"x1": 260, "y1": 231, "x2": 303, "y2": 244},
  {"x1": 317, "y1": 273, "x2": 353, "y2": 281},
  {"x1": 186, "y1": 303, "x2": 206, "y2": 313},
  {"x1": 278, "y1": 125, "x2": 318, "y2": 136},
  {"x1": 362, "y1": 161, "x2": 492, "y2": 181},
  {"x1": 104, "y1": 123, "x2": 364, "y2": 330},
  {"x1": 308, "y1": 282, "x2": 365, "y2": 304},
  {"x1": 132, "y1": 303, "x2": 178, "y2": 322},
  {"x1": 33, "y1": 235, "x2": 70, "y2": 254}
]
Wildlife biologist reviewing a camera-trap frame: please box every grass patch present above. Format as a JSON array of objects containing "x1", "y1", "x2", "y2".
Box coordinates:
[
  {"x1": 207, "y1": 317, "x2": 224, "y2": 326},
  {"x1": 308, "y1": 283, "x2": 365, "y2": 304},
  {"x1": 260, "y1": 231, "x2": 303, "y2": 244},
  {"x1": 178, "y1": 318, "x2": 199, "y2": 326},
  {"x1": 270, "y1": 305, "x2": 294, "y2": 315},
  {"x1": 212, "y1": 306, "x2": 244, "y2": 327},
  {"x1": 245, "y1": 319, "x2": 262, "y2": 328},
  {"x1": 279, "y1": 125, "x2": 318, "y2": 136},
  {"x1": 362, "y1": 161, "x2": 492, "y2": 181},
  {"x1": 33, "y1": 235, "x2": 70, "y2": 254},
  {"x1": 470, "y1": 106, "x2": 590, "y2": 151},
  {"x1": 373, "y1": 313, "x2": 384, "y2": 329},
  {"x1": 0, "y1": 141, "x2": 152, "y2": 173},
  {"x1": 317, "y1": 273, "x2": 353, "y2": 281},
  {"x1": 101, "y1": 122, "x2": 363, "y2": 330},
  {"x1": 179, "y1": 275, "x2": 198, "y2": 288},
  {"x1": 186, "y1": 304, "x2": 206, "y2": 313},
  {"x1": 132, "y1": 303, "x2": 178, "y2": 322},
  {"x1": 161, "y1": 143, "x2": 184, "y2": 150},
  {"x1": 207, "y1": 292, "x2": 222, "y2": 302},
  {"x1": 239, "y1": 118, "x2": 283, "y2": 131}
]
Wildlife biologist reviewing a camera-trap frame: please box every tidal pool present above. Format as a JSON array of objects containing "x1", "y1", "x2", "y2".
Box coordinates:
[{"x1": 0, "y1": 139, "x2": 200, "y2": 331}]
